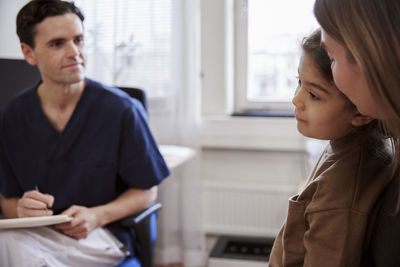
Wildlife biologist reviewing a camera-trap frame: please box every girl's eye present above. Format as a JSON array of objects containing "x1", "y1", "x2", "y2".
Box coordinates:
[{"x1": 309, "y1": 91, "x2": 319, "y2": 100}]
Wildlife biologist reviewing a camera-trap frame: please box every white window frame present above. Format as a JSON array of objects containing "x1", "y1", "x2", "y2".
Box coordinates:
[
  {"x1": 234, "y1": 0, "x2": 295, "y2": 113},
  {"x1": 201, "y1": 0, "x2": 298, "y2": 116}
]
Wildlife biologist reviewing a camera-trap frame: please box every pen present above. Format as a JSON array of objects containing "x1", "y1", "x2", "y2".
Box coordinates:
[{"x1": 35, "y1": 185, "x2": 49, "y2": 214}]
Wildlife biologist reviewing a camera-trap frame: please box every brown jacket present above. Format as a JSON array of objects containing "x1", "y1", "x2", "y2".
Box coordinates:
[{"x1": 269, "y1": 131, "x2": 392, "y2": 267}]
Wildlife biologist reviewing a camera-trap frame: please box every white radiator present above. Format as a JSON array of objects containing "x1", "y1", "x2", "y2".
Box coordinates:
[{"x1": 203, "y1": 181, "x2": 297, "y2": 237}]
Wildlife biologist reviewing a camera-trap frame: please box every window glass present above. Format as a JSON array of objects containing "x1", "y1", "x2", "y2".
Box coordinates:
[
  {"x1": 75, "y1": 0, "x2": 172, "y2": 98},
  {"x1": 239, "y1": 0, "x2": 318, "y2": 110}
]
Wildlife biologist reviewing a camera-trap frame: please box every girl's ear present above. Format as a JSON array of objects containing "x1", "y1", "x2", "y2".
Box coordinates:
[
  {"x1": 351, "y1": 112, "x2": 374, "y2": 127},
  {"x1": 20, "y1": 43, "x2": 38, "y2": 66}
]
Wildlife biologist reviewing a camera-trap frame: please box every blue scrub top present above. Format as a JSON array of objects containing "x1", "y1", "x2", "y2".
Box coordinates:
[{"x1": 0, "y1": 78, "x2": 170, "y2": 254}]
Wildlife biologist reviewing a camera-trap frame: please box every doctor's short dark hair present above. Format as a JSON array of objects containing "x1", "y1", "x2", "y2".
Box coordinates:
[{"x1": 16, "y1": 0, "x2": 84, "y2": 48}]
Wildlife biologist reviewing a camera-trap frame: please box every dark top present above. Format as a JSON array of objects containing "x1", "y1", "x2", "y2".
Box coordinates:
[
  {"x1": 0, "y1": 78, "x2": 170, "y2": 255},
  {"x1": 362, "y1": 171, "x2": 400, "y2": 267}
]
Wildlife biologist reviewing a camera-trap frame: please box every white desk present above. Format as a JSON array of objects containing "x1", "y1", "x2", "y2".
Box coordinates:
[{"x1": 159, "y1": 145, "x2": 196, "y2": 170}]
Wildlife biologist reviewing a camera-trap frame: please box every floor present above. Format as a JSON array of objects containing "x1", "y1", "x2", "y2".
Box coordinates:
[{"x1": 155, "y1": 263, "x2": 184, "y2": 267}]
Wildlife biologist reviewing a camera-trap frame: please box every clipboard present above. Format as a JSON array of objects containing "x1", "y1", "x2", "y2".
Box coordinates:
[{"x1": 0, "y1": 215, "x2": 73, "y2": 229}]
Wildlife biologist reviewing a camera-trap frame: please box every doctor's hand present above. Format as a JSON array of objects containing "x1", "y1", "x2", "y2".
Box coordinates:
[
  {"x1": 54, "y1": 205, "x2": 100, "y2": 239},
  {"x1": 17, "y1": 190, "x2": 54, "y2": 218}
]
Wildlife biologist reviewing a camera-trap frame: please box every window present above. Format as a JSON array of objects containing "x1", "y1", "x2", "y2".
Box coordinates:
[
  {"x1": 235, "y1": 0, "x2": 318, "y2": 113},
  {"x1": 74, "y1": 0, "x2": 172, "y2": 99}
]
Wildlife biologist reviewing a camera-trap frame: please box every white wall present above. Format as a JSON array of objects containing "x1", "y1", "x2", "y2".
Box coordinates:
[
  {"x1": 0, "y1": 0, "x2": 28, "y2": 59},
  {"x1": 200, "y1": 117, "x2": 308, "y2": 238}
]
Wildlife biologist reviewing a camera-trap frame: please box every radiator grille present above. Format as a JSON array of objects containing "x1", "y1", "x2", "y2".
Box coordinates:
[{"x1": 203, "y1": 181, "x2": 297, "y2": 237}]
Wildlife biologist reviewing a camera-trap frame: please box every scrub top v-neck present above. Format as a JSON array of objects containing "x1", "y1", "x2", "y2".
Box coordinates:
[{"x1": 29, "y1": 80, "x2": 90, "y2": 160}]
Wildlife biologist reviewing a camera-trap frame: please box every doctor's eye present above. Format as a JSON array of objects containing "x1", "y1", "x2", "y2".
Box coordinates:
[{"x1": 49, "y1": 39, "x2": 64, "y2": 48}]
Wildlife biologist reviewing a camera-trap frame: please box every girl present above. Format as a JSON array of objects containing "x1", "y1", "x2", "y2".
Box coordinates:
[{"x1": 268, "y1": 29, "x2": 392, "y2": 267}]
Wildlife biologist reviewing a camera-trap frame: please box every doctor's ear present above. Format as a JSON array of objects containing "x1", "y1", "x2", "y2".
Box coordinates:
[
  {"x1": 351, "y1": 112, "x2": 374, "y2": 127},
  {"x1": 20, "y1": 43, "x2": 38, "y2": 66}
]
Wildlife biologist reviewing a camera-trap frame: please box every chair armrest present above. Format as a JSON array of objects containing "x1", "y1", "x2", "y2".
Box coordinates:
[
  {"x1": 120, "y1": 202, "x2": 162, "y2": 267},
  {"x1": 121, "y1": 203, "x2": 162, "y2": 227}
]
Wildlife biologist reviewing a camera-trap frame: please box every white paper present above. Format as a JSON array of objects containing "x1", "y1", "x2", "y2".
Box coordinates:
[{"x1": 0, "y1": 215, "x2": 73, "y2": 229}]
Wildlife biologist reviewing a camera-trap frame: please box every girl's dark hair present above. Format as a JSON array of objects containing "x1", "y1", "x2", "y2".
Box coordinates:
[
  {"x1": 301, "y1": 28, "x2": 333, "y2": 83},
  {"x1": 16, "y1": 0, "x2": 84, "y2": 48}
]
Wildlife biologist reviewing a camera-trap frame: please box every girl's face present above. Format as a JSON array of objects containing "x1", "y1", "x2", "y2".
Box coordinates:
[
  {"x1": 320, "y1": 30, "x2": 383, "y2": 119},
  {"x1": 292, "y1": 54, "x2": 357, "y2": 140}
]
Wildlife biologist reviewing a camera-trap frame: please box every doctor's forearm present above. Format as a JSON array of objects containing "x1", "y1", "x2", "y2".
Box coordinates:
[{"x1": 92, "y1": 186, "x2": 158, "y2": 227}]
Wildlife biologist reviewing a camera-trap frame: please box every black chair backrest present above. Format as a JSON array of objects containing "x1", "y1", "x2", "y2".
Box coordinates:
[
  {"x1": 0, "y1": 58, "x2": 41, "y2": 108},
  {"x1": 118, "y1": 87, "x2": 147, "y2": 111}
]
